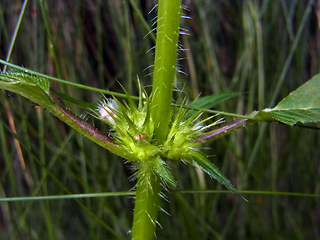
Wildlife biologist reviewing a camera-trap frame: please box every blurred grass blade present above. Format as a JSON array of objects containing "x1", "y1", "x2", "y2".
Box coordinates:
[
  {"x1": 255, "y1": 74, "x2": 320, "y2": 126},
  {"x1": 0, "y1": 191, "x2": 135, "y2": 202},
  {"x1": 180, "y1": 190, "x2": 320, "y2": 198}
]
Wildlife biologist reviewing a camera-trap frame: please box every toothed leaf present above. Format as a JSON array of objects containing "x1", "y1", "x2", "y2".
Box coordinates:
[
  {"x1": 189, "y1": 151, "x2": 237, "y2": 192},
  {"x1": 256, "y1": 74, "x2": 320, "y2": 126}
]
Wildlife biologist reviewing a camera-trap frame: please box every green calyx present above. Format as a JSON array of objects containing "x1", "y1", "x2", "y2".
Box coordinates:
[
  {"x1": 95, "y1": 83, "x2": 237, "y2": 192},
  {"x1": 96, "y1": 90, "x2": 202, "y2": 163}
]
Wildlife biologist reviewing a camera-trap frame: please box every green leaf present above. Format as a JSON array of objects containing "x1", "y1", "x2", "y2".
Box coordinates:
[
  {"x1": 0, "y1": 71, "x2": 53, "y2": 107},
  {"x1": 188, "y1": 151, "x2": 237, "y2": 192},
  {"x1": 152, "y1": 156, "x2": 177, "y2": 186},
  {"x1": 256, "y1": 74, "x2": 320, "y2": 126},
  {"x1": 0, "y1": 70, "x2": 133, "y2": 160},
  {"x1": 185, "y1": 92, "x2": 240, "y2": 118},
  {"x1": 3, "y1": 70, "x2": 50, "y2": 94},
  {"x1": 187, "y1": 92, "x2": 239, "y2": 110}
]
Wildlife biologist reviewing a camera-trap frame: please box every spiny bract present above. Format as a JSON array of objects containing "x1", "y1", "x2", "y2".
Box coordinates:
[{"x1": 94, "y1": 83, "x2": 237, "y2": 192}]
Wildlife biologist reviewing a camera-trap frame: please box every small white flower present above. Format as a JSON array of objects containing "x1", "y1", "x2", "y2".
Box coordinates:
[{"x1": 98, "y1": 99, "x2": 118, "y2": 124}]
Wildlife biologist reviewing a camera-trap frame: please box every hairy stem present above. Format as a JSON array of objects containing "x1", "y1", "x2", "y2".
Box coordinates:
[
  {"x1": 196, "y1": 119, "x2": 249, "y2": 143},
  {"x1": 132, "y1": 162, "x2": 161, "y2": 240},
  {"x1": 50, "y1": 103, "x2": 135, "y2": 161},
  {"x1": 151, "y1": 0, "x2": 182, "y2": 143},
  {"x1": 132, "y1": 0, "x2": 182, "y2": 239}
]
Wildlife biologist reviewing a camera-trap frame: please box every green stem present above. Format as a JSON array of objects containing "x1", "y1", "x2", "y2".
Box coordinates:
[
  {"x1": 49, "y1": 103, "x2": 135, "y2": 161},
  {"x1": 151, "y1": 0, "x2": 182, "y2": 143},
  {"x1": 132, "y1": 1, "x2": 182, "y2": 239},
  {"x1": 132, "y1": 0, "x2": 181, "y2": 240},
  {"x1": 196, "y1": 119, "x2": 250, "y2": 143},
  {"x1": 132, "y1": 162, "x2": 161, "y2": 240}
]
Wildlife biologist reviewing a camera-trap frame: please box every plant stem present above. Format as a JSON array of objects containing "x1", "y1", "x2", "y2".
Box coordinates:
[
  {"x1": 131, "y1": 162, "x2": 161, "y2": 240},
  {"x1": 132, "y1": 1, "x2": 181, "y2": 239},
  {"x1": 51, "y1": 104, "x2": 135, "y2": 161},
  {"x1": 196, "y1": 119, "x2": 250, "y2": 143},
  {"x1": 151, "y1": 0, "x2": 182, "y2": 143}
]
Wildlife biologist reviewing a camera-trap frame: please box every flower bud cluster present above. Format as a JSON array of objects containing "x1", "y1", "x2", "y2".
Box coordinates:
[
  {"x1": 96, "y1": 95, "x2": 157, "y2": 162},
  {"x1": 94, "y1": 90, "x2": 233, "y2": 190},
  {"x1": 97, "y1": 95, "x2": 213, "y2": 162}
]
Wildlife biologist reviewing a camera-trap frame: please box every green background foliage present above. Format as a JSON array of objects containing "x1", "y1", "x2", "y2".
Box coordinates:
[{"x1": 0, "y1": 0, "x2": 319, "y2": 239}]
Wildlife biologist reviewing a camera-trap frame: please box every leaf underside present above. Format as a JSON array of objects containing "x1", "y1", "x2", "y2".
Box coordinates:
[
  {"x1": 152, "y1": 156, "x2": 177, "y2": 186},
  {"x1": 257, "y1": 74, "x2": 320, "y2": 126},
  {"x1": 188, "y1": 151, "x2": 237, "y2": 192}
]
